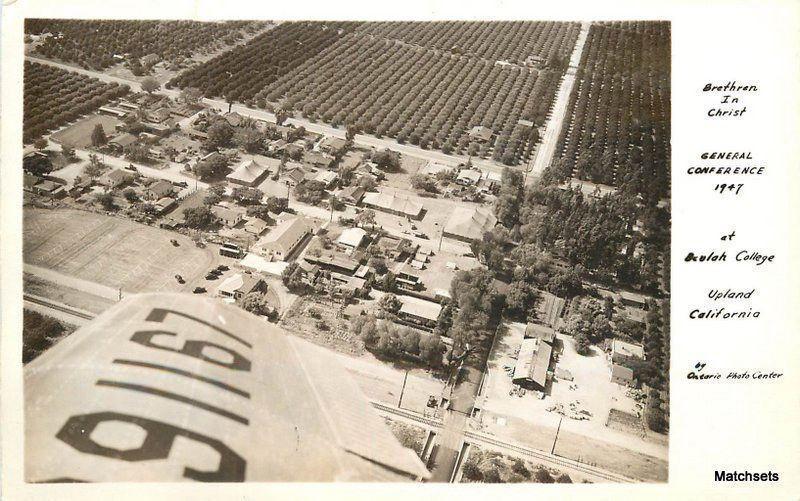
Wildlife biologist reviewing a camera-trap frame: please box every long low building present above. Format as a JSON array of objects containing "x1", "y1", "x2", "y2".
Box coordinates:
[
  {"x1": 255, "y1": 217, "x2": 311, "y2": 262},
  {"x1": 512, "y1": 337, "x2": 553, "y2": 391},
  {"x1": 443, "y1": 206, "x2": 497, "y2": 243},
  {"x1": 362, "y1": 192, "x2": 424, "y2": 220}
]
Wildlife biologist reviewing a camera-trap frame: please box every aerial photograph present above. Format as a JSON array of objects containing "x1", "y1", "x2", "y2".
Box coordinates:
[{"x1": 21, "y1": 19, "x2": 671, "y2": 483}]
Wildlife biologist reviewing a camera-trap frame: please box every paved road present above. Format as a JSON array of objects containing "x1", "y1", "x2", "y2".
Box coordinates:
[{"x1": 527, "y1": 22, "x2": 591, "y2": 182}]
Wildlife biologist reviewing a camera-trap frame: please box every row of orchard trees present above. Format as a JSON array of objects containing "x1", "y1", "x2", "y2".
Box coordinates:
[
  {"x1": 168, "y1": 21, "x2": 361, "y2": 106},
  {"x1": 260, "y1": 36, "x2": 562, "y2": 165},
  {"x1": 555, "y1": 23, "x2": 670, "y2": 201},
  {"x1": 23, "y1": 62, "x2": 129, "y2": 143},
  {"x1": 358, "y1": 21, "x2": 580, "y2": 65},
  {"x1": 25, "y1": 19, "x2": 264, "y2": 71}
]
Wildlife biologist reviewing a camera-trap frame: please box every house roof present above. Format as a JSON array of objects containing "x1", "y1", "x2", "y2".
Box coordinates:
[
  {"x1": 244, "y1": 217, "x2": 270, "y2": 235},
  {"x1": 147, "y1": 179, "x2": 173, "y2": 197},
  {"x1": 468, "y1": 125, "x2": 493, "y2": 141},
  {"x1": 339, "y1": 185, "x2": 365, "y2": 202},
  {"x1": 524, "y1": 323, "x2": 556, "y2": 344},
  {"x1": 257, "y1": 217, "x2": 311, "y2": 257},
  {"x1": 227, "y1": 158, "x2": 272, "y2": 185},
  {"x1": 456, "y1": 169, "x2": 482, "y2": 183},
  {"x1": 154, "y1": 196, "x2": 175, "y2": 209},
  {"x1": 612, "y1": 339, "x2": 645, "y2": 359},
  {"x1": 304, "y1": 151, "x2": 332, "y2": 167},
  {"x1": 319, "y1": 136, "x2": 347, "y2": 152},
  {"x1": 336, "y1": 227, "x2": 367, "y2": 248},
  {"x1": 513, "y1": 337, "x2": 552, "y2": 388},
  {"x1": 224, "y1": 112, "x2": 245, "y2": 127},
  {"x1": 315, "y1": 170, "x2": 338, "y2": 184},
  {"x1": 362, "y1": 192, "x2": 424, "y2": 218},
  {"x1": 612, "y1": 364, "x2": 634, "y2": 382},
  {"x1": 422, "y1": 161, "x2": 452, "y2": 176},
  {"x1": 211, "y1": 205, "x2": 243, "y2": 223},
  {"x1": 109, "y1": 133, "x2": 138, "y2": 147},
  {"x1": 398, "y1": 296, "x2": 442, "y2": 322},
  {"x1": 443, "y1": 206, "x2": 497, "y2": 241},
  {"x1": 107, "y1": 169, "x2": 134, "y2": 183}
]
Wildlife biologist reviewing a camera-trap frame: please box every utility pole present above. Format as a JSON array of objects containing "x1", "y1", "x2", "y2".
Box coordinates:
[
  {"x1": 398, "y1": 369, "x2": 409, "y2": 408},
  {"x1": 551, "y1": 416, "x2": 563, "y2": 454}
]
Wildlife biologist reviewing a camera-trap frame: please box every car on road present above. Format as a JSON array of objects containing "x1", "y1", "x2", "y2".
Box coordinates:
[
  {"x1": 205, "y1": 273, "x2": 218, "y2": 280},
  {"x1": 170, "y1": 239, "x2": 179, "y2": 246},
  {"x1": 192, "y1": 287, "x2": 206, "y2": 294},
  {"x1": 216, "y1": 265, "x2": 229, "y2": 271},
  {"x1": 175, "y1": 274, "x2": 184, "y2": 284}
]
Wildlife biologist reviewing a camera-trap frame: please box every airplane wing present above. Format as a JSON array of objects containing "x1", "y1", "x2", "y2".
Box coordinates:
[{"x1": 25, "y1": 293, "x2": 430, "y2": 482}]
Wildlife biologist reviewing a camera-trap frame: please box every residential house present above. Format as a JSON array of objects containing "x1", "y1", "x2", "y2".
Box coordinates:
[
  {"x1": 468, "y1": 125, "x2": 493, "y2": 143},
  {"x1": 244, "y1": 217, "x2": 270, "y2": 237},
  {"x1": 362, "y1": 192, "x2": 424, "y2": 220},
  {"x1": 611, "y1": 364, "x2": 635, "y2": 387},
  {"x1": 456, "y1": 169, "x2": 482, "y2": 186},
  {"x1": 336, "y1": 227, "x2": 367, "y2": 251},
  {"x1": 397, "y1": 296, "x2": 442, "y2": 331},
  {"x1": 104, "y1": 169, "x2": 135, "y2": 188},
  {"x1": 318, "y1": 136, "x2": 347, "y2": 155},
  {"x1": 153, "y1": 196, "x2": 176, "y2": 214},
  {"x1": 216, "y1": 273, "x2": 267, "y2": 303},
  {"x1": 339, "y1": 186, "x2": 365, "y2": 205},
  {"x1": 144, "y1": 179, "x2": 174, "y2": 200},
  {"x1": 611, "y1": 339, "x2": 645, "y2": 367},
  {"x1": 212, "y1": 204, "x2": 244, "y2": 227}
]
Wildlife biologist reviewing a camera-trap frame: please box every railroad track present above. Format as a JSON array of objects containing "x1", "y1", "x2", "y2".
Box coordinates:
[
  {"x1": 372, "y1": 400, "x2": 636, "y2": 483},
  {"x1": 23, "y1": 294, "x2": 96, "y2": 321},
  {"x1": 466, "y1": 431, "x2": 636, "y2": 483}
]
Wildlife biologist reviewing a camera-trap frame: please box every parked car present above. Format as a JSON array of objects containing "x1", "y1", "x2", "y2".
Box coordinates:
[
  {"x1": 205, "y1": 274, "x2": 218, "y2": 280},
  {"x1": 170, "y1": 239, "x2": 179, "y2": 247},
  {"x1": 216, "y1": 265, "x2": 229, "y2": 271},
  {"x1": 192, "y1": 287, "x2": 206, "y2": 294},
  {"x1": 175, "y1": 274, "x2": 184, "y2": 284}
]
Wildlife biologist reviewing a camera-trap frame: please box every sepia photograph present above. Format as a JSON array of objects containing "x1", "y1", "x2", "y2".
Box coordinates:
[{"x1": 20, "y1": 18, "x2": 671, "y2": 484}]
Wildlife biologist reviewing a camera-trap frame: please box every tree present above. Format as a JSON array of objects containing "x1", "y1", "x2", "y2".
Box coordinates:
[
  {"x1": 355, "y1": 209, "x2": 376, "y2": 229},
  {"x1": 141, "y1": 76, "x2": 160, "y2": 94},
  {"x1": 23, "y1": 310, "x2": 68, "y2": 363},
  {"x1": 482, "y1": 466, "x2": 502, "y2": 483},
  {"x1": 372, "y1": 149, "x2": 401, "y2": 171},
  {"x1": 183, "y1": 206, "x2": 216, "y2": 229},
  {"x1": 122, "y1": 187, "x2": 138, "y2": 202},
  {"x1": 231, "y1": 186, "x2": 263, "y2": 205},
  {"x1": 204, "y1": 184, "x2": 226, "y2": 206},
  {"x1": 89, "y1": 124, "x2": 107, "y2": 148},
  {"x1": 378, "y1": 293, "x2": 401, "y2": 314},
  {"x1": 234, "y1": 127, "x2": 265, "y2": 154},
  {"x1": 242, "y1": 292, "x2": 271, "y2": 316},
  {"x1": 195, "y1": 154, "x2": 228, "y2": 181},
  {"x1": 34, "y1": 137, "x2": 48, "y2": 150},
  {"x1": 410, "y1": 174, "x2": 437, "y2": 193},
  {"x1": 533, "y1": 467, "x2": 555, "y2": 483},
  {"x1": 180, "y1": 87, "x2": 203, "y2": 106},
  {"x1": 205, "y1": 120, "x2": 234, "y2": 150},
  {"x1": 275, "y1": 108, "x2": 290, "y2": 126},
  {"x1": 381, "y1": 271, "x2": 397, "y2": 292},
  {"x1": 556, "y1": 473, "x2": 573, "y2": 483},
  {"x1": 265, "y1": 196, "x2": 288, "y2": 214},
  {"x1": 61, "y1": 142, "x2": 76, "y2": 160},
  {"x1": 511, "y1": 459, "x2": 530, "y2": 478},
  {"x1": 83, "y1": 156, "x2": 105, "y2": 179},
  {"x1": 124, "y1": 143, "x2": 151, "y2": 163},
  {"x1": 419, "y1": 334, "x2": 444, "y2": 368},
  {"x1": 23, "y1": 151, "x2": 53, "y2": 176},
  {"x1": 95, "y1": 192, "x2": 116, "y2": 211}
]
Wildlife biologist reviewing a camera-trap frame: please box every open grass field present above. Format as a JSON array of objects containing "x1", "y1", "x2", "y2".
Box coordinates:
[
  {"x1": 23, "y1": 208, "x2": 215, "y2": 293},
  {"x1": 50, "y1": 113, "x2": 121, "y2": 149}
]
